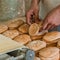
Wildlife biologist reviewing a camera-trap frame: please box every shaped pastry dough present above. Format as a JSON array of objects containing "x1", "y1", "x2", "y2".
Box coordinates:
[
  {"x1": 14, "y1": 34, "x2": 31, "y2": 45},
  {"x1": 18, "y1": 24, "x2": 29, "y2": 33},
  {"x1": 29, "y1": 23, "x2": 39, "y2": 36},
  {"x1": 0, "y1": 24, "x2": 8, "y2": 33},
  {"x1": 8, "y1": 19, "x2": 24, "y2": 29},
  {"x1": 39, "y1": 47, "x2": 59, "y2": 60},
  {"x1": 43, "y1": 31, "x2": 60, "y2": 43},
  {"x1": 3, "y1": 30, "x2": 19, "y2": 39},
  {"x1": 26, "y1": 40, "x2": 46, "y2": 51}
]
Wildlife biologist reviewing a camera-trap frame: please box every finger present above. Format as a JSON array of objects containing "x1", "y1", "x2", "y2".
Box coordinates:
[
  {"x1": 26, "y1": 13, "x2": 32, "y2": 25},
  {"x1": 39, "y1": 27, "x2": 43, "y2": 32},
  {"x1": 50, "y1": 24, "x2": 58, "y2": 30},
  {"x1": 51, "y1": 26, "x2": 54, "y2": 30},
  {"x1": 34, "y1": 9, "x2": 39, "y2": 16},
  {"x1": 34, "y1": 10, "x2": 39, "y2": 23},
  {"x1": 53, "y1": 24, "x2": 58, "y2": 30},
  {"x1": 42, "y1": 21, "x2": 48, "y2": 30},
  {"x1": 46, "y1": 24, "x2": 52, "y2": 30},
  {"x1": 50, "y1": 25, "x2": 55, "y2": 30}
]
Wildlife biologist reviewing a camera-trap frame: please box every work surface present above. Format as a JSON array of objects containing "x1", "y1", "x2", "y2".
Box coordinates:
[{"x1": 0, "y1": 34, "x2": 23, "y2": 55}]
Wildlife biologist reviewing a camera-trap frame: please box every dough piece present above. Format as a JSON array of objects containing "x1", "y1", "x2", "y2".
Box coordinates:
[
  {"x1": 40, "y1": 54, "x2": 59, "y2": 60},
  {"x1": 7, "y1": 19, "x2": 24, "y2": 29},
  {"x1": 59, "y1": 49, "x2": 60, "y2": 60},
  {"x1": 3, "y1": 30, "x2": 19, "y2": 39},
  {"x1": 31, "y1": 30, "x2": 48, "y2": 40},
  {"x1": 37, "y1": 30, "x2": 48, "y2": 35},
  {"x1": 34, "y1": 57, "x2": 41, "y2": 60},
  {"x1": 0, "y1": 24, "x2": 8, "y2": 33},
  {"x1": 19, "y1": 31, "x2": 24, "y2": 35},
  {"x1": 29, "y1": 23, "x2": 48, "y2": 36},
  {"x1": 47, "y1": 43, "x2": 57, "y2": 47},
  {"x1": 38, "y1": 21, "x2": 43, "y2": 31},
  {"x1": 57, "y1": 40, "x2": 60, "y2": 48},
  {"x1": 26, "y1": 40, "x2": 46, "y2": 51},
  {"x1": 39, "y1": 47, "x2": 59, "y2": 58},
  {"x1": 31, "y1": 35, "x2": 43, "y2": 40},
  {"x1": 29, "y1": 23, "x2": 39, "y2": 36},
  {"x1": 18, "y1": 24, "x2": 29, "y2": 33},
  {"x1": 14, "y1": 34, "x2": 31, "y2": 45},
  {"x1": 43, "y1": 31, "x2": 60, "y2": 43}
]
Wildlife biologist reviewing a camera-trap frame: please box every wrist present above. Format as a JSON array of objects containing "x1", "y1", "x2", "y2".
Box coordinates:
[
  {"x1": 31, "y1": 0, "x2": 40, "y2": 6},
  {"x1": 56, "y1": 5, "x2": 60, "y2": 13},
  {"x1": 58, "y1": 5, "x2": 60, "y2": 11},
  {"x1": 31, "y1": 0, "x2": 39, "y2": 9},
  {"x1": 32, "y1": 0, "x2": 40, "y2": 4}
]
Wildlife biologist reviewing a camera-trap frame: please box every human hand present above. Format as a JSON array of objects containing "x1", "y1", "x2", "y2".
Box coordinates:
[
  {"x1": 26, "y1": 4, "x2": 39, "y2": 25},
  {"x1": 42, "y1": 5, "x2": 60, "y2": 30}
]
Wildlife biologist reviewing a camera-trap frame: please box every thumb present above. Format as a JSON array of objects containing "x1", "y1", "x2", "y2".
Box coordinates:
[{"x1": 42, "y1": 20, "x2": 48, "y2": 30}]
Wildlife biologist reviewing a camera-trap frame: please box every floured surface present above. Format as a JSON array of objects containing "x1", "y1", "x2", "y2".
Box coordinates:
[{"x1": 0, "y1": 34, "x2": 23, "y2": 55}]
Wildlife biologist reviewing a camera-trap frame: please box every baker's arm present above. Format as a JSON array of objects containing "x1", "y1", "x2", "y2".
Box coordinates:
[{"x1": 32, "y1": 0, "x2": 40, "y2": 4}]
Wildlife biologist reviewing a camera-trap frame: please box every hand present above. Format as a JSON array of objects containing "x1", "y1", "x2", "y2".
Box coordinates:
[
  {"x1": 26, "y1": 4, "x2": 39, "y2": 25},
  {"x1": 43, "y1": 6, "x2": 60, "y2": 30}
]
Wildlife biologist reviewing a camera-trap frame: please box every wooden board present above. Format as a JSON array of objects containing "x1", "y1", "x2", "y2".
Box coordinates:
[{"x1": 0, "y1": 34, "x2": 23, "y2": 55}]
